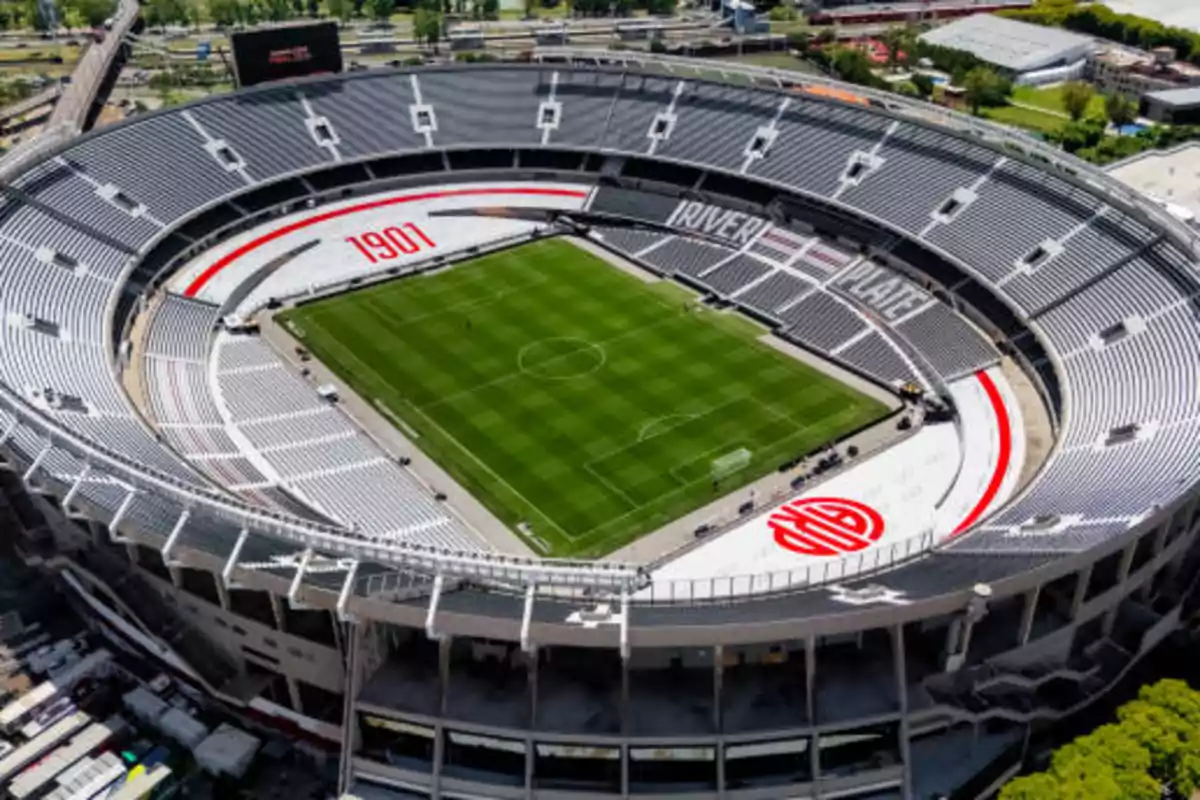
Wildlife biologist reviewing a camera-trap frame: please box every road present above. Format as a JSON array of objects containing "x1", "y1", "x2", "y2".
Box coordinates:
[{"x1": 46, "y1": 0, "x2": 139, "y2": 132}]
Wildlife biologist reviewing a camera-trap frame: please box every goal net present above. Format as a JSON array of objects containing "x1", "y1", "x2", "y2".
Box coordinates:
[{"x1": 711, "y1": 448, "x2": 752, "y2": 482}]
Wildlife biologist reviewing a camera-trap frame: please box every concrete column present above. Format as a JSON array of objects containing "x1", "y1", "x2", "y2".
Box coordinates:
[
  {"x1": 716, "y1": 740, "x2": 726, "y2": 799},
  {"x1": 214, "y1": 573, "x2": 231, "y2": 612},
  {"x1": 713, "y1": 645, "x2": 724, "y2": 734},
  {"x1": 1018, "y1": 586, "x2": 1040, "y2": 646},
  {"x1": 620, "y1": 655, "x2": 631, "y2": 737},
  {"x1": 943, "y1": 618, "x2": 962, "y2": 661},
  {"x1": 804, "y1": 635, "x2": 817, "y2": 726},
  {"x1": 524, "y1": 732, "x2": 534, "y2": 800},
  {"x1": 286, "y1": 675, "x2": 303, "y2": 713},
  {"x1": 431, "y1": 721, "x2": 445, "y2": 800},
  {"x1": 336, "y1": 621, "x2": 364, "y2": 797},
  {"x1": 438, "y1": 636, "x2": 451, "y2": 718},
  {"x1": 168, "y1": 565, "x2": 184, "y2": 589},
  {"x1": 270, "y1": 594, "x2": 287, "y2": 633},
  {"x1": 1103, "y1": 545, "x2": 1139, "y2": 637},
  {"x1": 528, "y1": 650, "x2": 538, "y2": 730},
  {"x1": 89, "y1": 519, "x2": 105, "y2": 548},
  {"x1": 1116, "y1": 542, "x2": 1137, "y2": 585},
  {"x1": 1070, "y1": 564, "x2": 1093, "y2": 619},
  {"x1": 621, "y1": 744, "x2": 630, "y2": 799},
  {"x1": 331, "y1": 610, "x2": 345, "y2": 658},
  {"x1": 810, "y1": 730, "x2": 821, "y2": 792},
  {"x1": 1152, "y1": 519, "x2": 1170, "y2": 558},
  {"x1": 125, "y1": 542, "x2": 139, "y2": 564},
  {"x1": 893, "y1": 625, "x2": 913, "y2": 800}
]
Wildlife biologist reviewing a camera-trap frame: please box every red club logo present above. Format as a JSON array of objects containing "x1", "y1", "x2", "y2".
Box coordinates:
[{"x1": 770, "y1": 497, "x2": 885, "y2": 557}]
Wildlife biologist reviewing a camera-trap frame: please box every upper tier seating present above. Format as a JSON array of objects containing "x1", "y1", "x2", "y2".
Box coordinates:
[{"x1": 0, "y1": 64, "x2": 1193, "y2": 559}]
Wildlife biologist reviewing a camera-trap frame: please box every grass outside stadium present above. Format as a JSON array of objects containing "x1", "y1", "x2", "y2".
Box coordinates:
[{"x1": 279, "y1": 239, "x2": 888, "y2": 558}]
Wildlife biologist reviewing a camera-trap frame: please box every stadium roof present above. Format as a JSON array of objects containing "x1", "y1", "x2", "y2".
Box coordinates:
[{"x1": 919, "y1": 14, "x2": 1095, "y2": 74}]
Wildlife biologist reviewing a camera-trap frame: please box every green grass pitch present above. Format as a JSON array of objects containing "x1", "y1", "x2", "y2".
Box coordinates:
[{"x1": 279, "y1": 238, "x2": 889, "y2": 558}]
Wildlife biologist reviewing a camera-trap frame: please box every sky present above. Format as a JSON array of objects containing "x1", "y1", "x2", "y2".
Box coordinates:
[{"x1": 1099, "y1": 0, "x2": 1200, "y2": 32}]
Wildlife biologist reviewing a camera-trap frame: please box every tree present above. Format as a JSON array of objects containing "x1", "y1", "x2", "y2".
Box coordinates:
[
  {"x1": 962, "y1": 66, "x2": 1009, "y2": 114},
  {"x1": 1103, "y1": 93, "x2": 1138, "y2": 129},
  {"x1": 768, "y1": 4, "x2": 796, "y2": 22},
  {"x1": 365, "y1": 0, "x2": 394, "y2": 21},
  {"x1": 1053, "y1": 117, "x2": 1105, "y2": 153},
  {"x1": 1006, "y1": 771, "x2": 1126, "y2": 800},
  {"x1": 61, "y1": 6, "x2": 86, "y2": 30},
  {"x1": 413, "y1": 0, "x2": 442, "y2": 51},
  {"x1": 830, "y1": 45, "x2": 878, "y2": 87},
  {"x1": 146, "y1": 0, "x2": 191, "y2": 29},
  {"x1": 1117, "y1": 699, "x2": 1200, "y2": 795},
  {"x1": 207, "y1": 0, "x2": 244, "y2": 26},
  {"x1": 1001, "y1": 680, "x2": 1200, "y2": 799},
  {"x1": 1060, "y1": 80, "x2": 1095, "y2": 121},
  {"x1": 879, "y1": 25, "x2": 915, "y2": 71},
  {"x1": 787, "y1": 30, "x2": 810, "y2": 55},
  {"x1": 68, "y1": 0, "x2": 116, "y2": 28},
  {"x1": 911, "y1": 72, "x2": 934, "y2": 100},
  {"x1": 258, "y1": 0, "x2": 293, "y2": 21},
  {"x1": 1050, "y1": 725, "x2": 1159, "y2": 800},
  {"x1": 326, "y1": 0, "x2": 353, "y2": 22}
]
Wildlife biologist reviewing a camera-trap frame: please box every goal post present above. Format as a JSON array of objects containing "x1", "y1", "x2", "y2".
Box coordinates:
[{"x1": 711, "y1": 447, "x2": 752, "y2": 482}]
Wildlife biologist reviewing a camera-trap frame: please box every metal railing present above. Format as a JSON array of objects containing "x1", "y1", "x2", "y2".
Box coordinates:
[
  {"x1": 1, "y1": 55, "x2": 1191, "y2": 602},
  {"x1": 0, "y1": 376, "x2": 644, "y2": 591},
  {"x1": 628, "y1": 530, "x2": 935, "y2": 604}
]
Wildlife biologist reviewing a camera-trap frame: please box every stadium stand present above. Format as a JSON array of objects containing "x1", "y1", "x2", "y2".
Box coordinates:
[
  {"x1": 0, "y1": 61, "x2": 1195, "y2": 615},
  {"x1": 211, "y1": 335, "x2": 477, "y2": 549},
  {"x1": 1, "y1": 59, "x2": 1197, "y2": 800}
]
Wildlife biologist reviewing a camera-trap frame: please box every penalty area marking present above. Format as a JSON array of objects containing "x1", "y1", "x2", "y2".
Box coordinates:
[
  {"x1": 517, "y1": 337, "x2": 607, "y2": 381},
  {"x1": 637, "y1": 413, "x2": 700, "y2": 443}
]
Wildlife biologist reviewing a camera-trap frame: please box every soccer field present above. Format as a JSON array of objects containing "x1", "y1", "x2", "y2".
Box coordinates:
[{"x1": 279, "y1": 239, "x2": 889, "y2": 558}]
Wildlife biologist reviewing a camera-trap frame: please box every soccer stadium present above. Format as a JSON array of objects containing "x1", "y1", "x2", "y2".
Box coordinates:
[{"x1": 1, "y1": 46, "x2": 1199, "y2": 800}]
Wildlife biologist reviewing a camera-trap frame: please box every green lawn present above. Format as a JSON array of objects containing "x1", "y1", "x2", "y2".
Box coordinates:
[
  {"x1": 279, "y1": 239, "x2": 887, "y2": 557},
  {"x1": 982, "y1": 103, "x2": 1065, "y2": 135},
  {"x1": 1011, "y1": 84, "x2": 1106, "y2": 119}
]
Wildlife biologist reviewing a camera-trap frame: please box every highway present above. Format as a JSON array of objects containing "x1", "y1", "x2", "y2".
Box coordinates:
[{"x1": 46, "y1": 0, "x2": 139, "y2": 133}]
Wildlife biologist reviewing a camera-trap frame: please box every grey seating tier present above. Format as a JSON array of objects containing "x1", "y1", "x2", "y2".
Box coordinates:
[{"x1": 0, "y1": 63, "x2": 1193, "y2": 562}]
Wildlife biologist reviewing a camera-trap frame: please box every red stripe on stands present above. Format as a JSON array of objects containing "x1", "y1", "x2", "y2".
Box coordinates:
[
  {"x1": 953, "y1": 369, "x2": 1013, "y2": 536},
  {"x1": 182, "y1": 186, "x2": 590, "y2": 297}
]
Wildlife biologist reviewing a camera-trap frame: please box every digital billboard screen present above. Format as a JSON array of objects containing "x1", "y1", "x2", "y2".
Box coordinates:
[{"x1": 231, "y1": 22, "x2": 343, "y2": 88}]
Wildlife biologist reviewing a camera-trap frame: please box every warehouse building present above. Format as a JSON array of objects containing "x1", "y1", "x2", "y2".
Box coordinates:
[
  {"x1": 919, "y1": 13, "x2": 1095, "y2": 83},
  {"x1": 1142, "y1": 86, "x2": 1200, "y2": 124}
]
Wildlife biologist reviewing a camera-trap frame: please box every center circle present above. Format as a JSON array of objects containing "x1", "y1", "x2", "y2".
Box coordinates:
[{"x1": 517, "y1": 337, "x2": 606, "y2": 380}]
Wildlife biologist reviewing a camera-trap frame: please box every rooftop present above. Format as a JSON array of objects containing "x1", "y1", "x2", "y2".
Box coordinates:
[
  {"x1": 919, "y1": 14, "x2": 1095, "y2": 73},
  {"x1": 1108, "y1": 142, "x2": 1200, "y2": 224},
  {"x1": 1145, "y1": 86, "x2": 1200, "y2": 108},
  {"x1": 1092, "y1": 45, "x2": 1200, "y2": 82}
]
